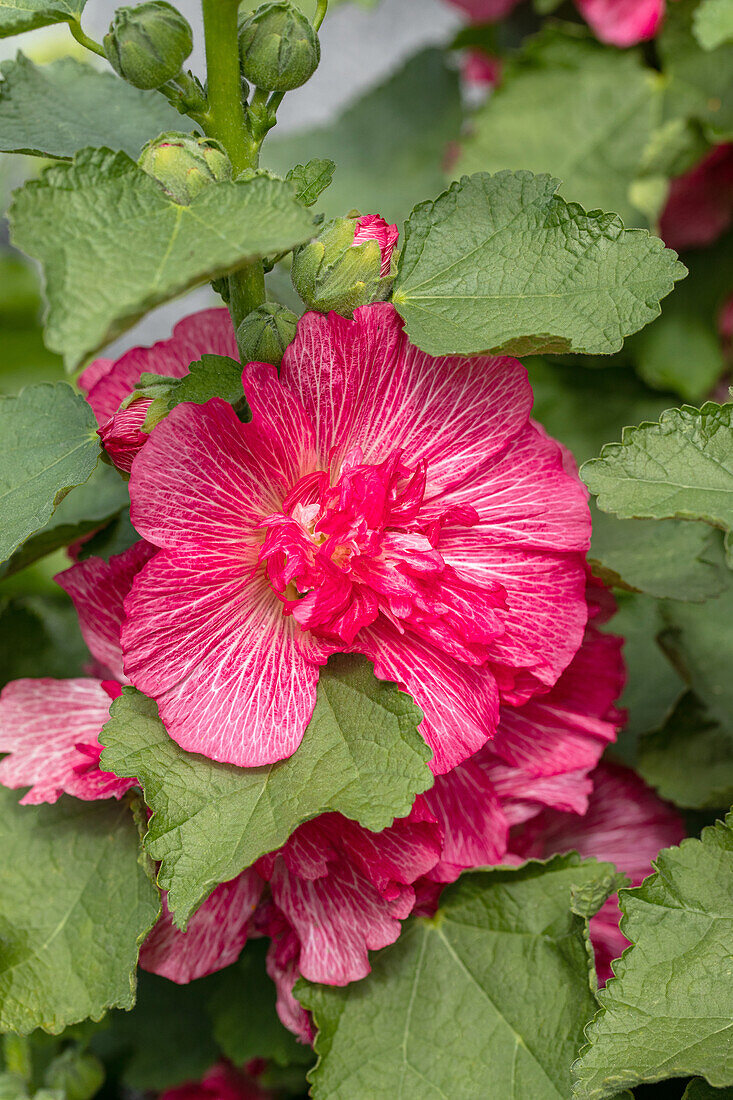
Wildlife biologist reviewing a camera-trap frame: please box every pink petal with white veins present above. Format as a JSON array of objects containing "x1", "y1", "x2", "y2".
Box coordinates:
[
  {"x1": 56, "y1": 540, "x2": 156, "y2": 682},
  {"x1": 140, "y1": 871, "x2": 263, "y2": 983},
  {"x1": 123, "y1": 552, "x2": 321, "y2": 765},
  {"x1": 280, "y1": 304, "x2": 532, "y2": 492},
  {"x1": 80, "y1": 308, "x2": 236, "y2": 425},
  {"x1": 0, "y1": 678, "x2": 133, "y2": 804}
]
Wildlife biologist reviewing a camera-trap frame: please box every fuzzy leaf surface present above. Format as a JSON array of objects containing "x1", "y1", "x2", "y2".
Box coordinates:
[
  {"x1": 456, "y1": 33, "x2": 661, "y2": 227},
  {"x1": 285, "y1": 159, "x2": 336, "y2": 207},
  {"x1": 100, "y1": 657, "x2": 433, "y2": 926},
  {"x1": 0, "y1": 0, "x2": 84, "y2": 36},
  {"x1": 393, "y1": 171, "x2": 685, "y2": 358},
  {"x1": 138, "y1": 355, "x2": 245, "y2": 430},
  {"x1": 0, "y1": 382, "x2": 99, "y2": 564},
  {"x1": 300, "y1": 856, "x2": 615, "y2": 1100},
  {"x1": 582, "y1": 403, "x2": 733, "y2": 564},
  {"x1": 0, "y1": 55, "x2": 182, "y2": 160},
  {"x1": 9, "y1": 149, "x2": 315, "y2": 371},
  {"x1": 0, "y1": 789, "x2": 160, "y2": 1034},
  {"x1": 573, "y1": 816, "x2": 733, "y2": 1097}
]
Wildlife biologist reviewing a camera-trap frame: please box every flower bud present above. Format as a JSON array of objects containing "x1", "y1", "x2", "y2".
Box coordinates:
[
  {"x1": 237, "y1": 303, "x2": 298, "y2": 367},
  {"x1": 98, "y1": 398, "x2": 152, "y2": 473},
  {"x1": 138, "y1": 131, "x2": 232, "y2": 205},
  {"x1": 104, "y1": 1, "x2": 193, "y2": 90},
  {"x1": 238, "y1": 1, "x2": 320, "y2": 92},
  {"x1": 291, "y1": 213, "x2": 399, "y2": 317}
]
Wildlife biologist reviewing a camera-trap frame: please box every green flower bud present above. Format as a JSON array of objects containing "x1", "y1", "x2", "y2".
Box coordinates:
[
  {"x1": 291, "y1": 213, "x2": 399, "y2": 318},
  {"x1": 104, "y1": 1, "x2": 193, "y2": 90},
  {"x1": 237, "y1": 302, "x2": 298, "y2": 366},
  {"x1": 238, "y1": 1, "x2": 320, "y2": 92},
  {"x1": 138, "y1": 131, "x2": 232, "y2": 205}
]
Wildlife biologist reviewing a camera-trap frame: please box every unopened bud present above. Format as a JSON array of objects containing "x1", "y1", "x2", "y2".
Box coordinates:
[
  {"x1": 238, "y1": 1, "x2": 320, "y2": 92},
  {"x1": 237, "y1": 303, "x2": 298, "y2": 367},
  {"x1": 104, "y1": 1, "x2": 193, "y2": 90},
  {"x1": 98, "y1": 398, "x2": 152, "y2": 473},
  {"x1": 138, "y1": 131, "x2": 232, "y2": 204},
  {"x1": 291, "y1": 213, "x2": 399, "y2": 317}
]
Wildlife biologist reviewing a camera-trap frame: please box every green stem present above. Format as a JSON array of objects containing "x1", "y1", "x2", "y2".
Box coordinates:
[
  {"x1": 200, "y1": 0, "x2": 264, "y2": 330},
  {"x1": 313, "y1": 0, "x2": 329, "y2": 31},
  {"x1": 3, "y1": 1035, "x2": 32, "y2": 1082},
  {"x1": 68, "y1": 18, "x2": 106, "y2": 58}
]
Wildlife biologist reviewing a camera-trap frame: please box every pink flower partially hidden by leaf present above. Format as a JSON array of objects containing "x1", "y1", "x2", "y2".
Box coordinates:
[
  {"x1": 575, "y1": 0, "x2": 665, "y2": 46},
  {"x1": 0, "y1": 678, "x2": 133, "y2": 804},
  {"x1": 445, "y1": 0, "x2": 522, "y2": 21},
  {"x1": 660, "y1": 144, "x2": 733, "y2": 252},
  {"x1": 159, "y1": 1062, "x2": 273, "y2": 1100},
  {"x1": 463, "y1": 49, "x2": 502, "y2": 88},
  {"x1": 79, "y1": 308, "x2": 237, "y2": 470},
  {"x1": 123, "y1": 303, "x2": 590, "y2": 772},
  {"x1": 351, "y1": 215, "x2": 399, "y2": 277}
]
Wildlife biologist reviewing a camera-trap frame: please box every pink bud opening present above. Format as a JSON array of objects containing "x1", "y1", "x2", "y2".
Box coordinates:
[{"x1": 352, "y1": 215, "x2": 399, "y2": 278}]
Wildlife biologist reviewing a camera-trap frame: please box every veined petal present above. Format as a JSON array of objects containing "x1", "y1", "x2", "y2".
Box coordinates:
[
  {"x1": 418, "y1": 758, "x2": 508, "y2": 881},
  {"x1": 0, "y1": 678, "x2": 133, "y2": 804},
  {"x1": 140, "y1": 871, "x2": 263, "y2": 983},
  {"x1": 122, "y1": 553, "x2": 321, "y2": 766},
  {"x1": 56, "y1": 540, "x2": 155, "y2": 681}
]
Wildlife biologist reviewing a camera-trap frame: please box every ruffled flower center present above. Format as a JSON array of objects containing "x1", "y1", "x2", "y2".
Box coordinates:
[{"x1": 258, "y1": 448, "x2": 507, "y2": 658}]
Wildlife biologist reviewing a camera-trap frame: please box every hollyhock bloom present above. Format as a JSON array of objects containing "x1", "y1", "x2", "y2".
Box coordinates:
[
  {"x1": 159, "y1": 1062, "x2": 272, "y2": 1100},
  {"x1": 79, "y1": 308, "x2": 237, "y2": 472},
  {"x1": 123, "y1": 303, "x2": 590, "y2": 772},
  {"x1": 574, "y1": 0, "x2": 665, "y2": 46},
  {"x1": 510, "y1": 762, "x2": 685, "y2": 980},
  {"x1": 463, "y1": 49, "x2": 502, "y2": 89},
  {"x1": 659, "y1": 144, "x2": 733, "y2": 252},
  {"x1": 351, "y1": 214, "x2": 399, "y2": 278}
]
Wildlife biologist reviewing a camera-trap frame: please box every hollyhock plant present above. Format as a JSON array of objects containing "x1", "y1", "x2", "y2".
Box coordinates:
[
  {"x1": 350, "y1": 214, "x2": 399, "y2": 278},
  {"x1": 121, "y1": 302, "x2": 590, "y2": 772},
  {"x1": 79, "y1": 307, "x2": 237, "y2": 472}
]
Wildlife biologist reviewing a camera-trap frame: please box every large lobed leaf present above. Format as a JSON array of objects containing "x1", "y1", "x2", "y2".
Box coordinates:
[
  {"x1": 299, "y1": 856, "x2": 618, "y2": 1100},
  {"x1": 0, "y1": 0, "x2": 85, "y2": 37},
  {"x1": 100, "y1": 656, "x2": 433, "y2": 927},
  {"x1": 0, "y1": 788, "x2": 160, "y2": 1034},
  {"x1": 393, "y1": 171, "x2": 685, "y2": 358},
  {"x1": 9, "y1": 148, "x2": 315, "y2": 372},
  {"x1": 0, "y1": 55, "x2": 183, "y2": 160},
  {"x1": 0, "y1": 382, "x2": 100, "y2": 564},
  {"x1": 573, "y1": 815, "x2": 733, "y2": 1097},
  {"x1": 582, "y1": 403, "x2": 733, "y2": 566}
]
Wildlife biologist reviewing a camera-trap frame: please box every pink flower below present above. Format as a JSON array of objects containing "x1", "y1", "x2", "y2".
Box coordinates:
[
  {"x1": 159, "y1": 1062, "x2": 272, "y2": 1100},
  {"x1": 123, "y1": 303, "x2": 590, "y2": 772},
  {"x1": 351, "y1": 215, "x2": 399, "y2": 277}
]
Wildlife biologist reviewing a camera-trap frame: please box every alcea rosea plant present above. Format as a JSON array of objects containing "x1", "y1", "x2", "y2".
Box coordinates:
[{"x1": 0, "y1": 0, "x2": 730, "y2": 1097}]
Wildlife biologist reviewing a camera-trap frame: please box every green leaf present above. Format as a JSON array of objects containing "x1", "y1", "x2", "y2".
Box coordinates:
[
  {"x1": 90, "y1": 971, "x2": 220, "y2": 1092},
  {"x1": 43, "y1": 1048, "x2": 104, "y2": 1100},
  {"x1": 638, "y1": 692, "x2": 733, "y2": 811},
  {"x1": 659, "y1": 578, "x2": 733, "y2": 731},
  {"x1": 285, "y1": 158, "x2": 336, "y2": 208},
  {"x1": 0, "y1": 789, "x2": 160, "y2": 1034},
  {"x1": 393, "y1": 171, "x2": 685, "y2": 358},
  {"x1": 0, "y1": 595, "x2": 88, "y2": 687},
  {"x1": 0, "y1": 382, "x2": 100, "y2": 564},
  {"x1": 0, "y1": 0, "x2": 85, "y2": 37},
  {"x1": 0, "y1": 462, "x2": 129, "y2": 581},
  {"x1": 660, "y1": 0, "x2": 733, "y2": 141},
  {"x1": 683, "y1": 1080, "x2": 733, "y2": 1099},
  {"x1": 456, "y1": 30, "x2": 662, "y2": 228},
  {"x1": 572, "y1": 815, "x2": 733, "y2": 1097},
  {"x1": 137, "y1": 354, "x2": 246, "y2": 430},
  {"x1": 100, "y1": 656, "x2": 433, "y2": 927},
  {"x1": 75, "y1": 509, "x2": 139, "y2": 563},
  {"x1": 265, "y1": 49, "x2": 461, "y2": 227},
  {"x1": 589, "y1": 510, "x2": 726, "y2": 602},
  {"x1": 299, "y1": 856, "x2": 615, "y2": 1100},
  {"x1": 582, "y1": 403, "x2": 733, "y2": 566},
  {"x1": 0, "y1": 55, "x2": 183, "y2": 160},
  {"x1": 693, "y1": 0, "x2": 733, "y2": 51},
  {"x1": 9, "y1": 148, "x2": 315, "y2": 372},
  {"x1": 205, "y1": 940, "x2": 306, "y2": 1068}
]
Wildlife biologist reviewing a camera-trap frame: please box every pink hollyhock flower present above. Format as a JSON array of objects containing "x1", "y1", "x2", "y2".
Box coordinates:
[
  {"x1": 659, "y1": 144, "x2": 733, "y2": 252},
  {"x1": 510, "y1": 762, "x2": 685, "y2": 981},
  {"x1": 79, "y1": 308, "x2": 237, "y2": 472},
  {"x1": 159, "y1": 1062, "x2": 272, "y2": 1100},
  {"x1": 575, "y1": 0, "x2": 665, "y2": 46},
  {"x1": 140, "y1": 871, "x2": 263, "y2": 983},
  {"x1": 463, "y1": 49, "x2": 503, "y2": 89},
  {"x1": 351, "y1": 215, "x2": 399, "y2": 278},
  {"x1": 445, "y1": 0, "x2": 522, "y2": 20},
  {"x1": 0, "y1": 677, "x2": 133, "y2": 804},
  {"x1": 123, "y1": 303, "x2": 590, "y2": 772}
]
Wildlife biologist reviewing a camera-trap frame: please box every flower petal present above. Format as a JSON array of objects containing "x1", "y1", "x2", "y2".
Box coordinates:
[{"x1": 575, "y1": 0, "x2": 665, "y2": 47}]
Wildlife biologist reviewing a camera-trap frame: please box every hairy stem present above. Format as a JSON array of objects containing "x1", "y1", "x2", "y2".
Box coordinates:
[
  {"x1": 68, "y1": 18, "x2": 106, "y2": 58},
  {"x1": 314, "y1": 0, "x2": 329, "y2": 31},
  {"x1": 200, "y1": 0, "x2": 264, "y2": 330}
]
